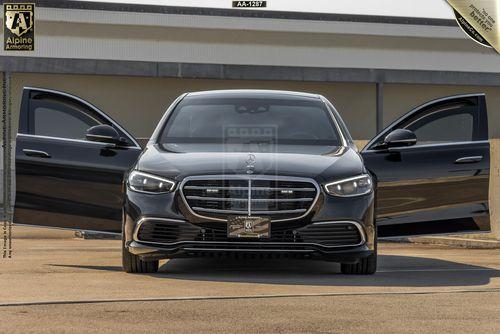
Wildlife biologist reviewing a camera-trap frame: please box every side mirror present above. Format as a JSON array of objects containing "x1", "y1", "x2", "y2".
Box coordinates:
[
  {"x1": 86, "y1": 124, "x2": 123, "y2": 145},
  {"x1": 384, "y1": 129, "x2": 417, "y2": 148}
]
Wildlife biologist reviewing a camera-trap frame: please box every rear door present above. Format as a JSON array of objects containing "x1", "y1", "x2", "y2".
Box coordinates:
[
  {"x1": 361, "y1": 94, "x2": 490, "y2": 238},
  {"x1": 14, "y1": 87, "x2": 142, "y2": 233}
]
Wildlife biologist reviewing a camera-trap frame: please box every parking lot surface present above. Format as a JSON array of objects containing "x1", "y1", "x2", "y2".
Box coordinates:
[{"x1": 0, "y1": 231, "x2": 499, "y2": 333}]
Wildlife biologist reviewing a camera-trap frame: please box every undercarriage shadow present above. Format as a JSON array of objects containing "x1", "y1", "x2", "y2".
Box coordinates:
[
  {"x1": 148, "y1": 253, "x2": 499, "y2": 287},
  {"x1": 50, "y1": 250, "x2": 499, "y2": 288}
]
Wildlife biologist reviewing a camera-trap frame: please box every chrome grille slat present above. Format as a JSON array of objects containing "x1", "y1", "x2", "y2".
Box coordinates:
[
  {"x1": 186, "y1": 196, "x2": 314, "y2": 202},
  {"x1": 181, "y1": 175, "x2": 319, "y2": 222},
  {"x1": 184, "y1": 186, "x2": 316, "y2": 192},
  {"x1": 191, "y1": 207, "x2": 248, "y2": 215},
  {"x1": 192, "y1": 207, "x2": 308, "y2": 215}
]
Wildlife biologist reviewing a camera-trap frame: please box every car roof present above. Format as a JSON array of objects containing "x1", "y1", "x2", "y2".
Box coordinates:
[{"x1": 186, "y1": 89, "x2": 322, "y2": 100}]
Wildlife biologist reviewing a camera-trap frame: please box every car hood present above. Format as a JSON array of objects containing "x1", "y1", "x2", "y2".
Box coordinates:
[{"x1": 136, "y1": 144, "x2": 364, "y2": 183}]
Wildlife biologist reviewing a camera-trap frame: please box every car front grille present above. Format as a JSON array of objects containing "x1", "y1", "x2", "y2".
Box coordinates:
[
  {"x1": 181, "y1": 176, "x2": 319, "y2": 221},
  {"x1": 135, "y1": 219, "x2": 363, "y2": 248}
]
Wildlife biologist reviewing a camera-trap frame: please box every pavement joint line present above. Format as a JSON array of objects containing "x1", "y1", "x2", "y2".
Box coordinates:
[
  {"x1": 377, "y1": 268, "x2": 498, "y2": 272},
  {"x1": 1, "y1": 288, "x2": 499, "y2": 308}
]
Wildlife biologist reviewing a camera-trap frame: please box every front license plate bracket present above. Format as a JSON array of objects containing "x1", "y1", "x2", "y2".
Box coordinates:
[{"x1": 227, "y1": 216, "x2": 270, "y2": 238}]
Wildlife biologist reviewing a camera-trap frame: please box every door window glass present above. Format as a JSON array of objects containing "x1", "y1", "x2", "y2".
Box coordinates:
[
  {"x1": 402, "y1": 103, "x2": 475, "y2": 146},
  {"x1": 32, "y1": 104, "x2": 100, "y2": 140}
]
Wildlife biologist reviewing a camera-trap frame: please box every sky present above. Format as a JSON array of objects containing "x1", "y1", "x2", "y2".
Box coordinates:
[{"x1": 77, "y1": 0, "x2": 455, "y2": 19}]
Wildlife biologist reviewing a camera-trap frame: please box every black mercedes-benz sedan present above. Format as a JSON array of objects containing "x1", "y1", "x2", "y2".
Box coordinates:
[{"x1": 14, "y1": 88, "x2": 491, "y2": 274}]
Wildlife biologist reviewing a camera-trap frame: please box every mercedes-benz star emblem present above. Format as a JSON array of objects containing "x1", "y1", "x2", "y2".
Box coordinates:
[{"x1": 245, "y1": 153, "x2": 256, "y2": 174}]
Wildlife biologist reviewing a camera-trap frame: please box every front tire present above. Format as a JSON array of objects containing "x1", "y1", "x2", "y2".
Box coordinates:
[
  {"x1": 122, "y1": 238, "x2": 159, "y2": 274},
  {"x1": 340, "y1": 251, "x2": 377, "y2": 275},
  {"x1": 340, "y1": 228, "x2": 377, "y2": 275}
]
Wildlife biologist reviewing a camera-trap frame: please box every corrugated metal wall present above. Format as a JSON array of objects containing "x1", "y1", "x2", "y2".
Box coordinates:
[{"x1": 1, "y1": 7, "x2": 500, "y2": 72}]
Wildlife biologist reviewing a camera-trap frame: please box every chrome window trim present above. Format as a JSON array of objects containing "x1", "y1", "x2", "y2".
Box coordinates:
[
  {"x1": 402, "y1": 104, "x2": 471, "y2": 131},
  {"x1": 17, "y1": 133, "x2": 142, "y2": 150},
  {"x1": 24, "y1": 86, "x2": 142, "y2": 149},
  {"x1": 179, "y1": 174, "x2": 321, "y2": 223},
  {"x1": 362, "y1": 139, "x2": 489, "y2": 153},
  {"x1": 132, "y1": 217, "x2": 366, "y2": 249},
  {"x1": 362, "y1": 93, "x2": 485, "y2": 153}
]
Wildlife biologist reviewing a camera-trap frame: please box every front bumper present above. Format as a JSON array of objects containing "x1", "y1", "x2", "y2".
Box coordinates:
[
  {"x1": 128, "y1": 240, "x2": 373, "y2": 263},
  {"x1": 124, "y1": 186, "x2": 376, "y2": 263}
]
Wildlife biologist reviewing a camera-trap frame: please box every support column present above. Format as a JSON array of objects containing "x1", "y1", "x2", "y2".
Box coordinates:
[{"x1": 376, "y1": 82, "x2": 384, "y2": 133}]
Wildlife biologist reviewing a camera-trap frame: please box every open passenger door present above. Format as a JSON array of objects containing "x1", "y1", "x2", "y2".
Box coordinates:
[
  {"x1": 361, "y1": 94, "x2": 490, "y2": 238},
  {"x1": 14, "y1": 87, "x2": 142, "y2": 233}
]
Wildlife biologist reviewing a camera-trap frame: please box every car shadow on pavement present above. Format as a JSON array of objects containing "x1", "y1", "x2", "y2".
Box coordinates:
[
  {"x1": 50, "y1": 265, "x2": 123, "y2": 272},
  {"x1": 50, "y1": 254, "x2": 500, "y2": 287},
  {"x1": 146, "y1": 254, "x2": 500, "y2": 287}
]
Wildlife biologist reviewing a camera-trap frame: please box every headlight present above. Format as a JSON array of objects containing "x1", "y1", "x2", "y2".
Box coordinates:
[
  {"x1": 324, "y1": 174, "x2": 373, "y2": 197},
  {"x1": 127, "y1": 170, "x2": 176, "y2": 194}
]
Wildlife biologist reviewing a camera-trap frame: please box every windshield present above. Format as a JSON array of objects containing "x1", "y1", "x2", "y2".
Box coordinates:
[{"x1": 158, "y1": 95, "x2": 343, "y2": 154}]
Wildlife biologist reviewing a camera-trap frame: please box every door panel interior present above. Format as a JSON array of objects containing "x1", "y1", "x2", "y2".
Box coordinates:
[
  {"x1": 14, "y1": 87, "x2": 142, "y2": 233},
  {"x1": 362, "y1": 94, "x2": 490, "y2": 238}
]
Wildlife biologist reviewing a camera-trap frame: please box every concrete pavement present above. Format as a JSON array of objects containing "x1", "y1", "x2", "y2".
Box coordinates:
[
  {"x1": 0, "y1": 229, "x2": 499, "y2": 333},
  {"x1": 1, "y1": 292, "x2": 499, "y2": 334}
]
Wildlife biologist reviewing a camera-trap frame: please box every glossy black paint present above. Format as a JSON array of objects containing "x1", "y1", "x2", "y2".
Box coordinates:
[
  {"x1": 362, "y1": 93, "x2": 490, "y2": 237},
  {"x1": 363, "y1": 142, "x2": 490, "y2": 236},
  {"x1": 136, "y1": 145, "x2": 363, "y2": 183},
  {"x1": 14, "y1": 89, "x2": 491, "y2": 261},
  {"x1": 14, "y1": 88, "x2": 141, "y2": 233},
  {"x1": 15, "y1": 135, "x2": 141, "y2": 233}
]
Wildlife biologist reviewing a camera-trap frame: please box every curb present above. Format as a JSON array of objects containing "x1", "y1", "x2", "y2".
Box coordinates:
[
  {"x1": 390, "y1": 236, "x2": 500, "y2": 249},
  {"x1": 74, "y1": 231, "x2": 121, "y2": 240}
]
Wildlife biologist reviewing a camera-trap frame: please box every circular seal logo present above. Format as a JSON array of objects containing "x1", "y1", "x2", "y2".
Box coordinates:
[{"x1": 453, "y1": 9, "x2": 491, "y2": 48}]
